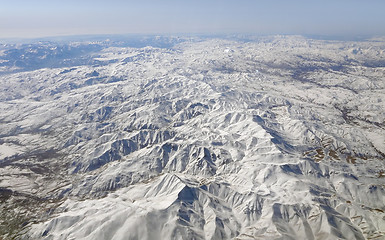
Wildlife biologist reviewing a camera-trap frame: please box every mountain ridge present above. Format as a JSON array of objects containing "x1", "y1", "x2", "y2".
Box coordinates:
[{"x1": 0, "y1": 35, "x2": 384, "y2": 239}]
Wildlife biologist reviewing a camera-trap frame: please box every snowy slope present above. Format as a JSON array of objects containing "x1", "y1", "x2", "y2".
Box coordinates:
[{"x1": 0, "y1": 35, "x2": 384, "y2": 239}]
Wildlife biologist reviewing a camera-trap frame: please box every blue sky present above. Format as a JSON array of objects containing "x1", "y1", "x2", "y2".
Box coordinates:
[{"x1": 1, "y1": 0, "x2": 385, "y2": 38}]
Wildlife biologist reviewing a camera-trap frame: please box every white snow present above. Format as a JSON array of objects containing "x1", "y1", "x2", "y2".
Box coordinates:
[
  {"x1": 0, "y1": 35, "x2": 385, "y2": 240},
  {"x1": 0, "y1": 143, "x2": 21, "y2": 159}
]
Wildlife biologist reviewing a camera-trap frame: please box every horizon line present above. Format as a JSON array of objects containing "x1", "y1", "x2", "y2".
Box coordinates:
[{"x1": 1, "y1": 32, "x2": 384, "y2": 43}]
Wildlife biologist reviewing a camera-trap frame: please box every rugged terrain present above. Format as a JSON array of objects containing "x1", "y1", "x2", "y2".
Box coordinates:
[{"x1": 0, "y1": 35, "x2": 385, "y2": 239}]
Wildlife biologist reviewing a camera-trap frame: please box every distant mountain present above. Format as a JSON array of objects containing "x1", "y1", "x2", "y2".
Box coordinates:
[{"x1": 0, "y1": 35, "x2": 384, "y2": 239}]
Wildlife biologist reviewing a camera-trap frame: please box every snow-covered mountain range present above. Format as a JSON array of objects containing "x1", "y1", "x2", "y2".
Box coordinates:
[{"x1": 0, "y1": 35, "x2": 384, "y2": 239}]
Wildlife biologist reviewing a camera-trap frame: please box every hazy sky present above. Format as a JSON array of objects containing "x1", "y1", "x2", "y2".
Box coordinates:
[{"x1": 1, "y1": 0, "x2": 385, "y2": 38}]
